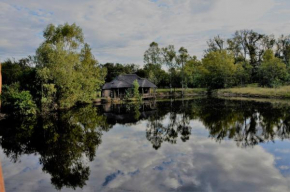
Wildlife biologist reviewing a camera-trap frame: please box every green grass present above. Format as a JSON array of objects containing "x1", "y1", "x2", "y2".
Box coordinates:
[{"x1": 218, "y1": 85, "x2": 290, "y2": 98}]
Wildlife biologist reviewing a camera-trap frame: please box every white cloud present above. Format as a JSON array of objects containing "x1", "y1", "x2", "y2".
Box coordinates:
[{"x1": 0, "y1": 0, "x2": 288, "y2": 65}]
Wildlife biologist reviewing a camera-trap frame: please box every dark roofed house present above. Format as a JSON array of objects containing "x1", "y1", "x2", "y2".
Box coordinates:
[{"x1": 102, "y1": 74, "x2": 157, "y2": 99}]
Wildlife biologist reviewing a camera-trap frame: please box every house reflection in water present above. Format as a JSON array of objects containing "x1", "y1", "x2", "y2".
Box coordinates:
[{"x1": 102, "y1": 101, "x2": 157, "y2": 125}]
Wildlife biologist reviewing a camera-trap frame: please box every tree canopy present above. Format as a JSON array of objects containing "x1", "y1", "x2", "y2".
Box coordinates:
[{"x1": 35, "y1": 23, "x2": 106, "y2": 109}]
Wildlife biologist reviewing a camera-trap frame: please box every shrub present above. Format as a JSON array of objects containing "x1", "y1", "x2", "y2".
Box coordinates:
[
  {"x1": 258, "y1": 50, "x2": 288, "y2": 87},
  {"x1": 133, "y1": 80, "x2": 141, "y2": 100},
  {"x1": 1, "y1": 84, "x2": 37, "y2": 116}
]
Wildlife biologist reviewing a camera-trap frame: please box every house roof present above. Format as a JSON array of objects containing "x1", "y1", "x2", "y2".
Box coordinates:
[{"x1": 102, "y1": 74, "x2": 157, "y2": 89}]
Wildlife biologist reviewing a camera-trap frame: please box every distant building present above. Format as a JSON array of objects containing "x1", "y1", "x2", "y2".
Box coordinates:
[{"x1": 102, "y1": 74, "x2": 157, "y2": 99}]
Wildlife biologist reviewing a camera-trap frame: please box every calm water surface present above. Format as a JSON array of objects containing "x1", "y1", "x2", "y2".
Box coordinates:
[{"x1": 1, "y1": 98, "x2": 290, "y2": 192}]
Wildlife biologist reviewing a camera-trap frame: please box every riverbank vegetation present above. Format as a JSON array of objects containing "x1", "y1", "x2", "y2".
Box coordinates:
[
  {"x1": 217, "y1": 84, "x2": 290, "y2": 99},
  {"x1": 2, "y1": 23, "x2": 290, "y2": 115}
]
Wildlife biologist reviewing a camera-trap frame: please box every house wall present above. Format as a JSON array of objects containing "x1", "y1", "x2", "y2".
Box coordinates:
[{"x1": 102, "y1": 90, "x2": 111, "y2": 97}]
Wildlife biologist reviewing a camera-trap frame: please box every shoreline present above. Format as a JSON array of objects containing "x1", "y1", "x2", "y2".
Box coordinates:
[
  {"x1": 216, "y1": 86, "x2": 290, "y2": 99},
  {"x1": 96, "y1": 86, "x2": 290, "y2": 104}
]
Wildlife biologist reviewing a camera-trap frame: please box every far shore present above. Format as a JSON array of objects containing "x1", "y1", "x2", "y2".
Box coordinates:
[
  {"x1": 216, "y1": 85, "x2": 290, "y2": 99},
  {"x1": 156, "y1": 85, "x2": 290, "y2": 99},
  {"x1": 97, "y1": 85, "x2": 290, "y2": 103}
]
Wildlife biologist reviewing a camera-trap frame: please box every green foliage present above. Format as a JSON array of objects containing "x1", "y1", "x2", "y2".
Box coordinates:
[
  {"x1": 276, "y1": 34, "x2": 290, "y2": 66},
  {"x1": 176, "y1": 47, "x2": 191, "y2": 91},
  {"x1": 258, "y1": 50, "x2": 288, "y2": 87},
  {"x1": 1, "y1": 58, "x2": 34, "y2": 85},
  {"x1": 124, "y1": 88, "x2": 133, "y2": 100},
  {"x1": 184, "y1": 56, "x2": 203, "y2": 87},
  {"x1": 41, "y1": 83, "x2": 57, "y2": 110},
  {"x1": 133, "y1": 80, "x2": 141, "y2": 100},
  {"x1": 144, "y1": 42, "x2": 166, "y2": 87},
  {"x1": 161, "y1": 45, "x2": 176, "y2": 90},
  {"x1": 1, "y1": 84, "x2": 37, "y2": 116},
  {"x1": 144, "y1": 42, "x2": 162, "y2": 66},
  {"x1": 201, "y1": 50, "x2": 236, "y2": 89},
  {"x1": 35, "y1": 23, "x2": 106, "y2": 109},
  {"x1": 1, "y1": 57, "x2": 38, "y2": 101},
  {"x1": 205, "y1": 35, "x2": 225, "y2": 54},
  {"x1": 143, "y1": 63, "x2": 168, "y2": 86},
  {"x1": 235, "y1": 61, "x2": 253, "y2": 86},
  {"x1": 102, "y1": 63, "x2": 138, "y2": 82}
]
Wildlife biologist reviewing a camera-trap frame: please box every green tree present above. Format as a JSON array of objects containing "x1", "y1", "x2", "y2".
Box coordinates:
[
  {"x1": 144, "y1": 42, "x2": 162, "y2": 85},
  {"x1": 102, "y1": 63, "x2": 138, "y2": 82},
  {"x1": 258, "y1": 50, "x2": 287, "y2": 87},
  {"x1": 1, "y1": 57, "x2": 39, "y2": 104},
  {"x1": 235, "y1": 61, "x2": 253, "y2": 86},
  {"x1": 227, "y1": 30, "x2": 275, "y2": 81},
  {"x1": 276, "y1": 34, "x2": 290, "y2": 66},
  {"x1": 35, "y1": 23, "x2": 106, "y2": 109},
  {"x1": 1, "y1": 58, "x2": 32, "y2": 85},
  {"x1": 143, "y1": 63, "x2": 168, "y2": 86},
  {"x1": 176, "y1": 47, "x2": 191, "y2": 95},
  {"x1": 133, "y1": 80, "x2": 141, "y2": 101},
  {"x1": 161, "y1": 45, "x2": 176, "y2": 93},
  {"x1": 184, "y1": 56, "x2": 203, "y2": 87},
  {"x1": 205, "y1": 35, "x2": 226, "y2": 54},
  {"x1": 144, "y1": 42, "x2": 162, "y2": 66},
  {"x1": 201, "y1": 50, "x2": 236, "y2": 90},
  {"x1": 1, "y1": 83, "x2": 37, "y2": 116}
]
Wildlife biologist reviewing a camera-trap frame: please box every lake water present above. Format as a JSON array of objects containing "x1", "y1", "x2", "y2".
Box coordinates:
[{"x1": 1, "y1": 97, "x2": 290, "y2": 192}]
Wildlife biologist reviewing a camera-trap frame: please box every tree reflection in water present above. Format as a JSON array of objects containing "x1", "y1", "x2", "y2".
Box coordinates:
[
  {"x1": 145, "y1": 98, "x2": 290, "y2": 149},
  {"x1": 1, "y1": 98, "x2": 290, "y2": 190},
  {"x1": 193, "y1": 98, "x2": 290, "y2": 147},
  {"x1": 146, "y1": 100, "x2": 192, "y2": 149},
  {"x1": 0, "y1": 105, "x2": 111, "y2": 190}
]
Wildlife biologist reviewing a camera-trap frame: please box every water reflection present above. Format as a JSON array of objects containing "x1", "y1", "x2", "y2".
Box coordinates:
[
  {"x1": 146, "y1": 101, "x2": 191, "y2": 149},
  {"x1": 191, "y1": 99, "x2": 290, "y2": 147},
  {"x1": 0, "y1": 105, "x2": 111, "y2": 190},
  {"x1": 1, "y1": 98, "x2": 290, "y2": 191},
  {"x1": 98, "y1": 98, "x2": 290, "y2": 150},
  {"x1": 101, "y1": 101, "x2": 156, "y2": 125},
  {"x1": 144, "y1": 98, "x2": 290, "y2": 148}
]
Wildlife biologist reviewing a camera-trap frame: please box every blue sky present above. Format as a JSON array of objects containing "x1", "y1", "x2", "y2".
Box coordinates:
[{"x1": 1, "y1": 0, "x2": 290, "y2": 65}]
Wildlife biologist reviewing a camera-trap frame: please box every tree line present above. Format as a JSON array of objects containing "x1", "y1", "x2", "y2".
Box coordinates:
[
  {"x1": 102, "y1": 30, "x2": 290, "y2": 92},
  {"x1": 1, "y1": 23, "x2": 290, "y2": 114}
]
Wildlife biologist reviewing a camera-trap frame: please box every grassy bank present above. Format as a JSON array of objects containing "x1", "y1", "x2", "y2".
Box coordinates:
[
  {"x1": 156, "y1": 88, "x2": 206, "y2": 97},
  {"x1": 217, "y1": 85, "x2": 290, "y2": 99}
]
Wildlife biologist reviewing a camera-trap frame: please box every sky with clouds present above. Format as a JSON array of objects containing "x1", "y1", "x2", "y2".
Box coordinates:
[{"x1": 1, "y1": 0, "x2": 290, "y2": 65}]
